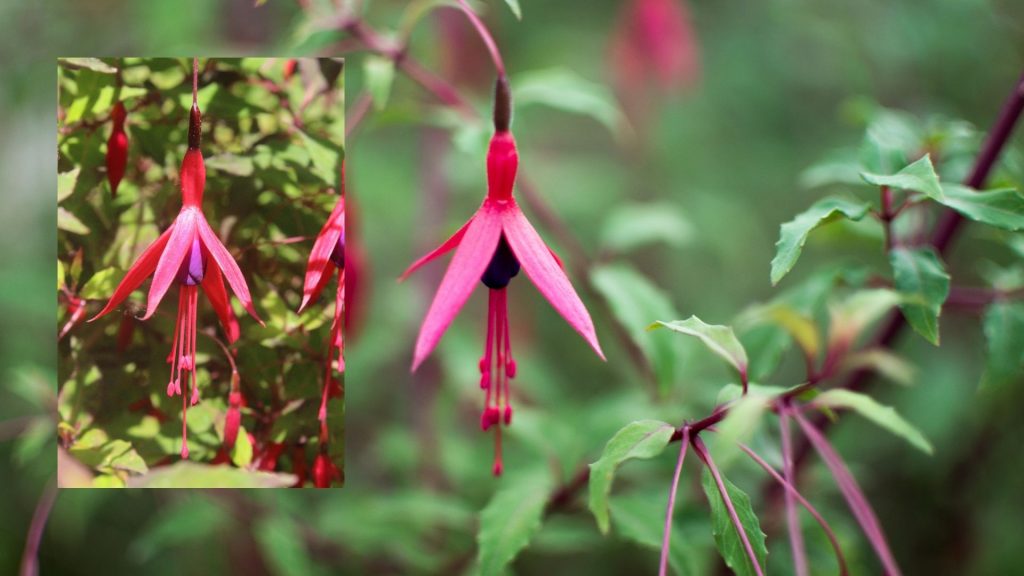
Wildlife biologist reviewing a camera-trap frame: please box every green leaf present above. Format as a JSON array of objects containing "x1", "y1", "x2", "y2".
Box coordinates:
[
  {"x1": 813, "y1": 389, "x2": 933, "y2": 454},
  {"x1": 737, "y1": 303, "x2": 820, "y2": 361},
  {"x1": 938, "y1": 184, "x2": 1024, "y2": 231},
  {"x1": 591, "y1": 264, "x2": 682, "y2": 393},
  {"x1": 844, "y1": 349, "x2": 916, "y2": 386},
  {"x1": 829, "y1": 288, "x2": 902, "y2": 346},
  {"x1": 771, "y1": 197, "x2": 871, "y2": 285},
  {"x1": 588, "y1": 420, "x2": 675, "y2": 534},
  {"x1": 514, "y1": 68, "x2": 625, "y2": 137},
  {"x1": 502, "y1": 0, "x2": 522, "y2": 19},
  {"x1": 60, "y1": 58, "x2": 117, "y2": 74},
  {"x1": 231, "y1": 425, "x2": 254, "y2": 468},
  {"x1": 58, "y1": 207, "x2": 90, "y2": 235},
  {"x1": 205, "y1": 154, "x2": 254, "y2": 177},
  {"x1": 130, "y1": 496, "x2": 230, "y2": 561},
  {"x1": 58, "y1": 167, "x2": 80, "y2": 203},
  {"x1": 714, "y1": 392, "x2": 773, "y2": 467},
  {"x1": 79, "y1": 267, "x2": 120, "y2": 300},
  {"x1": 889, "y1": 247, "x2": 950, "y2": 345},
  {"x1": 701, "y1": 468, "x2": 767, "y2": 576},
  {"x1": 599, "y1": 202, "x2": 694, "y2": 253},
  {"x1": 298, "y1": 130, "x2": 341, "y2": 188},
  {"x1": 981, "y1": 302, "x2": 1024, "y2": 388},
  {"x1": 363, "y1": 55, "x2": 396, "y2": 111},
  {"x1": 861, "y1": 154, "x2": 943, "y2": 200},
  {"x1": 610, "y1": 493, "x2": 702, "y2": 576},
  {"x1": 649, "y1": 317, "x2": 748, "y2": 378},
  {"x1": 126, "y1": 462, "x2": 296, "y2": 488},
  {"x1": 477, "y1": 467, "x2": 554, "y2": 575},
  {"x1": 57, "y1": 260, "x2": 65, "y2": 291},
  {"x1": 255, "y1": 516, "x2": 313, "y2": 576}
]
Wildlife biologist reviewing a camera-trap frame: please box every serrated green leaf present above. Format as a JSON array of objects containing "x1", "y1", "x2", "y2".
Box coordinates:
[
  {"x1": 599, "y1": 202, "x2": 694, "y2": 253},
  {"x1": 649, "y1": 317, "x2": 748, "y2": 378},
  {"x1": 813, "y1": 389, "x2": 933, "y2": 454},
  {"x1": 938, "y1": 184, "x2": 1024, "y2": 231},
  {"x1": 515, "y1": 68, "x2": 625, "y2": 137},
  {"x1": 701, "y1": 468, "x2": 767, "y2": 576},
  {"x1": 981, "y1": 302, "x2": 1024, "y2": 388},
  {"x1": 79, "y1": 267, "x2": 120, "y2": 300},
  {"x1": 861, "y1": 154, "x2": 943, "y2": 200},
  {"x1": 477, "y1": 467, "x2": 553, "y2": 575},
  {"x1": 588, "y1": 420, "x2": 675, "y2": 534},
  {"x1": 255, "y1": 516, "x2": 313, "y2": 576},
  {"x1": 58, "y1": 167, "x2": 80, "y2": 203},
  {"x1": 126, "y1": 462, "x2": 296, "y2": 488},
  {"x1": 363, "y1": 55, "x2": 395, "y2": 111},
  {"x1": 771, "y1": 197, "x2": 871, "y2": 285},
  {"x1": 889, "y1": 247, "x2": 950, "y2": 345},
  {"x1": 58, "y1": 207, "x2": 90, "y2": 235},
  {"x1": 591, "y1": 265, "x2": 681, "y2": 393}
]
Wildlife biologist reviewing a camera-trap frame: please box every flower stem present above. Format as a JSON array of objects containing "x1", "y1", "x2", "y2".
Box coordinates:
[
  {"x1": 659, "y1": 427, "x2": 690, "y2": 576},
  {"x1": 454, "y1": 0, "x2": 506, "y2": 77},
  {"x1": 19, "y1": 479, "x2": 56, "y2": 576},
  {"x1": 692, "y1": 435, "x2": 764, "y2": 576}
]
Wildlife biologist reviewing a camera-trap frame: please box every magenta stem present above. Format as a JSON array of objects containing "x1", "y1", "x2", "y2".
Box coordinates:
[
  {"x1": 454, "y1": 0, "x2": 506, "y2": 77},
  {"x1": 737, "y1": 439, "x2": 849, "y2": 576},
  {"x1": 19, "y1": 479, "x2": 56, "y2": 576},
  {"x1": 659, "y1": 427, "x2": 690, "y2": 576},
  {"x1": 779, "y1": 408, "x2": 808, "y2": 576},
  {"x1": 692, "y1": 436, "x2": 764, "y2": 576}
]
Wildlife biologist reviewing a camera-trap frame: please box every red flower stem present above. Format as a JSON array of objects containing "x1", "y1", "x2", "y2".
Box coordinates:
[
  {"x1": 19, "y1": 479, "x2": 56, "y2": 576},
  {"x1": 346, "y1": 90, "x2": 374, "y2": 139},
  {"x1": 453, "y1": 0, "x2": 506, "y2": 77},
  {"x1": 778, "y1": 408, "x2": 809, "y2": 576},
  {"x1": 658, "y1": 426, "x2": 689, "y2": 576},
  {"x1": 692, "y1": 435, "x2": 764, "y2": 576},
  {"x1": 737, "y1": 440, "x2": 849, "y2": 576},
  {"x1": 192, "y1": 57, "x2": 199, "y2": 106}
]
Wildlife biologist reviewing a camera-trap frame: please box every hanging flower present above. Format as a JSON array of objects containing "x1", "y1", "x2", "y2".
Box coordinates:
[
  {"x1": 312, "y1": 450, "x2": 342, "y2": 488},
  {"x1": 298, "y1": 175, "x2": 345, "y2": 424},
  {"x1": 90, "y1": 71, "x2": 263, "y2": 459},
  {"x1": 403, "y1": 78, "x2": 604, "y2": 476},
  {"x1": 106, "y1": 101, "x2": 128, "y2": 197},
  {"x1": 609, "y1": 0, "x2": 700, "y2": 123}
]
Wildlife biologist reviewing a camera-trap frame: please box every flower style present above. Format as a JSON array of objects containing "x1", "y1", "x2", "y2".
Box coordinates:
[
  {"x1": 90, "y1": 96, "x2": 263, "y2": 459},
  {"x1": 106, "y1": 101, "x2": 128, "y2": 197},
  {"x1": 298, "y1": 179, "x2": 345, "y2": 424},
  {"x1": 403, "y1": 106, "x2": 604, "y2": 475}
]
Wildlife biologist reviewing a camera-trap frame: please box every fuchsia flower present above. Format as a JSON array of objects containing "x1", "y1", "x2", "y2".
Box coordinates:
[
  {"x1": 297, "y1": 174, "x2": 345, "y2": 424},
  {"x1": 90, "y1": 90, "x2": 263, "y2": 459},
  {"x1": 106, "y1": 101, "x2": 128, "y2": 197},
  {"x1": 403, "y1": 78, "x2": 604, "y2": 476}
]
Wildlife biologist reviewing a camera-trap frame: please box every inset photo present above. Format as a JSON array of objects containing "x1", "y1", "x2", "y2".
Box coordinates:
[{"x1": 57, "y1": 57, "x2": 346, "y2": 488}]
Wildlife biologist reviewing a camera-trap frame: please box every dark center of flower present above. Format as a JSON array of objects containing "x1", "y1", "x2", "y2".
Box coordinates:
[
  {"x1": 481, "y1": 236, "x2": 520, "y2": 289},
  {"x1": 175, "y1": 236, "x2": 207, "y2": 286},
  {"x1": 329, "y1": 231, "x2": 345, "y2": 269}
]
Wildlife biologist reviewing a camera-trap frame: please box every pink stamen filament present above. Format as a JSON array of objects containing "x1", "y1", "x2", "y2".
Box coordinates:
[
  {"x1": 168, "y1": 284, "x2": 199, "y2": 459},
  {"x1": 482, "y1": 287, "x2": 515, "y2": 476}
]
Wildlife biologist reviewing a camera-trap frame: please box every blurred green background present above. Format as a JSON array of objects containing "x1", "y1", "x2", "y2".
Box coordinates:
[{"x1": 3, "y1": 0, "x2": 1023, "y2": 574}]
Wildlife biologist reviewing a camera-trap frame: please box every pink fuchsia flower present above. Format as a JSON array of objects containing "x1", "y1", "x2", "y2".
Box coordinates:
[
  {"x1": 312, "y1": 450, "x2": 342, "y2": 488},
  {"x1": 609, "y1": 0, "x2": 700, "y2": 122},
  {"x1": 403, "y1": 87, "x2": 604, "y2": 475},
  {"x1": 90, "y1": 96, "x2": 263, "y2": 459},
  {"x1": 106, "y1": 101, "x2": 128, "y2": 197},
  {"x1": 297, "y1": 178, "x2": 345, "y2": 424}
]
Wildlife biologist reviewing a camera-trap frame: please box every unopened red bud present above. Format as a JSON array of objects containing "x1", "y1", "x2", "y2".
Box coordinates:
[{"x1": 506, "y1": 359, "x2": 516, "y2": 378}]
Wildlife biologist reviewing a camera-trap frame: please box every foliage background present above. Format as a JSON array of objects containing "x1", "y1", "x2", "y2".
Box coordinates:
[{"x1": 1, "y1": 0, "x2": 1023, "y2": 574}]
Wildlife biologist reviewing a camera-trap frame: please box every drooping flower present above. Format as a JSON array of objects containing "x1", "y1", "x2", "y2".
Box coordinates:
[
  {"x1": 90, "y1": 80, "x2": 263, "y2": 459},
  {"x1": 609, "y1": 0, "x2": 700, "y2": 123},
  {"x1": 298, "y1": 175, "x2": 345, "y2": 424},
  {"x1": 106, "y1": 101, "x2": 128, "y2": 196},
  {"x1": 312, "y1": 450, "x2": 342, "y2": 488},
  {"x1": 403, "y1": 77, "x2": 604, "y2": 476}
]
